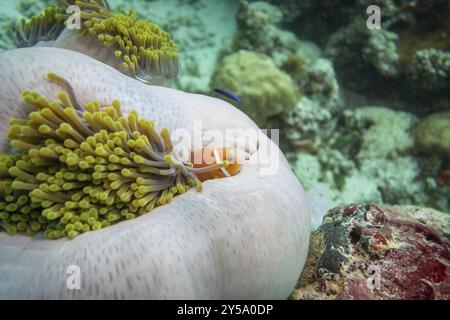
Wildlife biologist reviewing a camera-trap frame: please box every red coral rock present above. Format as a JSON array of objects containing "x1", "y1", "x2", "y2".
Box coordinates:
[{"x1": 292, "y1": 205, "x2": 450, "y2": 300}]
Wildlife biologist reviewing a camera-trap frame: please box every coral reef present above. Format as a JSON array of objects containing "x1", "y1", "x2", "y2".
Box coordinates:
[
  {"x1": 282, "y1": 97, "x2": 332, "y2": 153},
  {"x1": 286, "y1": 104, "x2": 449, "y2": 214},
  {"x1": 362, "y1": 30, "x2": 400, "y2": 78},
  {"x1": 263, "y1": 0, "x2": 450, "y2": 215},
  {"x1": 407, "y1": 49, "x2": 450, "y2": 92},
  {"x1": 356, "y1": 156, "x2": 422, "y2": 205},
  {"x1": 339, "y1": 174, "x2": 382, "y2": 205},
  {"x1": 266, "y1": 0, "x2": 356, "y2": 43},
  {"x1": 264, "y1": 0, "x2": 309, "y2": 23},
  {"x1": 262, "y1": 3, "x2": 450, "y2": 212},
  {"x1": 211, "y1": 50, "x2": 297, "y2": 125},
  {"x1": 413, "y1": 111, "x2": 450, "y2": 158},
  {"x1": 291, "y1": 153, "x2": 321, "y2": 191},
  {"x1": 292, "y1": 204, "x2": 450, "y2": 300},
  {"x1": 281, "y1": 54, "x2": 304, "y2": 78},
  {"x1": 321, "y1": 1, "x2": 450, "y2": 113},
  {"x1": 235, "y1": 1, "x2": 297, "y2": 56},
  {"x1": 325, "y1": 20, "x2": 400, "y2": 93},
  {"x1": 233, "y1": 0, "x2": 300, "y2": 66},
  {"x1": 297, "y1": 58, "x2": 342, "y2": 112},
  {"x1": 354, "y1": 107, "x2": 416, "y2": 161}
]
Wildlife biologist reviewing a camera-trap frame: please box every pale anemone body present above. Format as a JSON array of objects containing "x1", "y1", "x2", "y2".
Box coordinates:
[{"x1": 0, "y1": 47, "x2": 310, "y2": 299}]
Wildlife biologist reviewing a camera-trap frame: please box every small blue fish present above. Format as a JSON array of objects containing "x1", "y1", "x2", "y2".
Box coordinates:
[{"x1": 214, "y1": 88, "x2": 241, "y2": 104}]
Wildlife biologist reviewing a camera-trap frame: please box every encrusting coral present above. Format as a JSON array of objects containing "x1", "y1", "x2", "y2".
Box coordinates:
[
  {"x1": 407, "y1": 48, "x2": 450, "y2": 92},
  {"x1": 362, "y1": 29, "x2": 400, "y2": 78},
  {"x1": 0, "y1": 72, "x2": 232, "y2": 239},
  {"x1": 11, "y1": 0, "x2": 179, "y2": 82}
]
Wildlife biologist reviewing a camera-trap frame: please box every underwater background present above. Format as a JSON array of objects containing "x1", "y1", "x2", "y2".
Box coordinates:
[
  {"x1": 0, "y1": 0, "x2": 449, "y2": 300},
  {"x1": 0, "y1": 0, "x2": 448, "y2": 225}
]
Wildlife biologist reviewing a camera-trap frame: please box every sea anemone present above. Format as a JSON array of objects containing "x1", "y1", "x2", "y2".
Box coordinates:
[
  {"x1": 0, "y1": 47, "x2": 309, "y2": 299},
  {"x1": 1, "y1": 72, "x2": 231, "y2": 239},
  {"x1": 11, "y1": 0, "x2": 179, "y2": 82},
  {"x1": 10, "y1": 6, "x2": 66, "y2": 47}
]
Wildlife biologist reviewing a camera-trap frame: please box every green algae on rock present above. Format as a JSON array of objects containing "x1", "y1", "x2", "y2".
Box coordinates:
[{"x1": 0, "y1": 72, "x2": 229, "y2": 239}]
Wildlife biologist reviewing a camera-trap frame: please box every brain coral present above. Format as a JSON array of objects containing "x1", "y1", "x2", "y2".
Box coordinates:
[
  {"x1": 211, "y1": 50, "x2": 297, "y2": 125},
  {"x1": 413, "y1": 111, "x2": 450, "y2": 157}
]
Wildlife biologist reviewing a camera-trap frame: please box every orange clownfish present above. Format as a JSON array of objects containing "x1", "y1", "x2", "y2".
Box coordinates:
[{"x1": 190, "y1": 147, "x2": 241, "y2": 182}]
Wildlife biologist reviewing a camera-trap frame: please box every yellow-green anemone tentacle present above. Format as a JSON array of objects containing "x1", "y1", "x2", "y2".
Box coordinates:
[
  {"x1": 57, "y1": 0, "x2": 179, "y2": 80},
  {"x1": 10, "y1": 6, "x2": 66, "y2": 48},
  {"x1": 0, "y1": 72, "x2": 230, "y2": 239}
]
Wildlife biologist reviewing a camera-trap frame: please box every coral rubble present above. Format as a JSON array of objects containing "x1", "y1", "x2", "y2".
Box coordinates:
[{"x1": 292, "y1": 204, "x2": 450, "y2": 300}]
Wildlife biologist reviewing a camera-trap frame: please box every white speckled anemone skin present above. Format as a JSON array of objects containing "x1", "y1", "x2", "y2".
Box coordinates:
[{"x1": 0, "y1": 47, "x2": 310, "y2": 299}]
